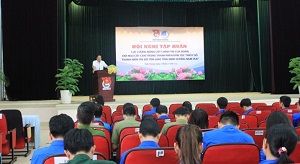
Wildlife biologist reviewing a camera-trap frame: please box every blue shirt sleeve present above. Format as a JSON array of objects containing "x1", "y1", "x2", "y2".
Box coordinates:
[
  {"x1": 120, "y1": 150, "x2": 129, "y2": 164},
  {"x1": 260, "y1": 149, "x2": 266, "y2": 161},
  {"x1": 30, "y1": 149, "x2": 43, "y2": 164},
  {"x1": 292, "y1": 113, "x2": 300, "y2": 127}
]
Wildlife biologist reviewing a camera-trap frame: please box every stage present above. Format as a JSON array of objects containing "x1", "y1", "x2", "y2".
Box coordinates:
[{"x1": 0, "y1": 92, "x2": 299, "y2": 123}]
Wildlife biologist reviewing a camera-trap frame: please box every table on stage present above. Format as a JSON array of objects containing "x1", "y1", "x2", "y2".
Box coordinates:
[{"x1": 22, "y1": 115, "x2": 40, "y2": 148}]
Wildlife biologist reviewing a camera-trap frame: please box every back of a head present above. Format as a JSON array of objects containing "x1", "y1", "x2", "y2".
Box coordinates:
[
  {"x1": 77, "y1": 101, "x2": 96, "y2": 125},
  {"x1": 266, "y1": 111, "x2": 293, "y2": 129},
  {"x1": 139, "y1": 116, "x2": 160, "y2": 138},
  {"x1": 150, "y1": 98, "x2": 160, "y2": 108},
  {"x1": 94, "y1": 104, "x2": 103, "y2": 118},
  {"x1": 188, "y1": 109, "x2": 208, "y2": 129},
  {"x1": 123, "y1": 102, "x2": 134, "y2": 109},
  {"x1": 156, "y1": 105, "x2": 168, "y2": 114},
  {"x1": 175, "y1": 124, "x2": 202, "y2": 164},
  {"x1": 219, "y1": 111, "x2": 239, "y2": 126},
  {"x1": 240, "y1": 98, "x2": 251, "y2": 107},
  {"x1": 182, "y1": 101, "x2": 193, "y2": 113},
  {"x1": 123, "y1": 106, "x2": 136, "y2": 116},
  {"x1": 49, "y1": 114, "x2": 74, "y2": 138},
  {"x1": 94, "y1": 95, "x2": 104, "y2": 106},
  {"x1": 174, "y1": 107, "x2": 190, "y2": 117},
  {"x1": 217, "y1": 97, "x2": 228, "y2": 109},
  {"x1": 64, "y1": 128, "x2": 94, "y2": 155},
  {"x1": 280, "y1": 96, "x2": 291, "y2": 108},
  {"x1": 265, "y1": 124, "x2": 298, "y2": 163}
]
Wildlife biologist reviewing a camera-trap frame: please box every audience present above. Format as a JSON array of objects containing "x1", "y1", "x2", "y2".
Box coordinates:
[
  {"x1": 31, "y1": 114, "x2": 74, "y2": 164},
  {"x1": 93, "y1": 104, "x2": 111, "y2": 131},
  {"x1": 94, "y1": 95, "x2": 104, "y2": 106},
  {"x1": 260, "y1": 124, "x2": 298, "y2": 164},
  {"x1": 120, "y1": 115, "x2": 161, "y2": 164},
  {"x1": 156, "y1": 105, "x2": 170, "y2": 119},
  {"x1": 161, "y1": 107, "x2": 189, "y2": 134},
  {"x1": 182, "y1": 101, "x2": 193, "y2": 113},
  {"x1": 143, "y1": 98, "x2": 160, "y2": 116},
  {"x1": 240, "y1": 98, "x2": 254, "y2": 115},
  {"x1": 188, "y1": 109, "x2": 208, "y2": 129},
  {"x1": 203, "y1": 111, "x2": 254, "y2": 150},
  {"x1": 77, "y1": 101, "x2": 105, "y2": 136},
  {"x1": 111, "y1": 106, "x2": 141, "y2": 150},
  {"x1": 279, "y1": 96, "x2": 291, "y2": 110},
  {"x1": 174, "y1": 124, "x2": 202, "y2": 164},
  {"x1": 64, "y1": 129, "x2": 116, "y2": 164},
  {"x1": 215, "y1": 97, "x2": 228, "y2": 115},
  {"x1": 293, "y1": 98, "x2": 300, "y2": 126}
]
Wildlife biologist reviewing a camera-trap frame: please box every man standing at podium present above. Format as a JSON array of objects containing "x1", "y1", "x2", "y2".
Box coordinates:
[{"x1": 92, "y1": 55, "x2": 108, "y2": 73}]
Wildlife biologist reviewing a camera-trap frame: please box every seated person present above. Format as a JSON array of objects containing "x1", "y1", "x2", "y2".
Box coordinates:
[
  {"x1": 156, "y1": 105, "x2": 169, "y2": 119},
  {"x1": 240, "y1": 98, "x2": 254, "y2": 115},
  {"x1": 31, "y1": 114, "x2": 74, "y2": 164},
  {"x1": 215, "y1": 97, "x2": 228, "y2": 115},
  {"x1": 143, "y1": 98, "x2": 160, "y2": 116},
  {"x1": 174, "y1": 124, "x2": 202, "y2": 164},
  {"x1": 203, "y1": 111, "x2": 254, "y2": 150},
  {"x1": 161, "y1": 107, "x2": 189, "y2": 134},
  {"x1": 279, "y1": 95, "x2": 291, "y2": 110},
  {"x1": 182, "y1": 101, "x2": 193, "y2": 113},
  {"x1": 77, "y1": 101, "x2": 105, "y2": 136},
  {"x1": 93, "y1": 95, "x2": 104, "y2": 106},
  {"x1": 64, "y1": 129, "x2": 116, "y2": 164},
  {"x1": 292, "y1": 98, "x2": 300, "y2": 126},
  {"x1": 260, "y1": 124, "x2": 297, "y2": 164},
  {"x1": 93, "y1": 105, "x2": 111, "y2": 131},
  {"x1": 120, "y1": 116, "x2": 161, "y2": 164},
  {"x1": 188, "y1": 109, "x2": 208, "y2": 129},
  {"x1": 111, "y1": 106, "x2": 141, "y2": 150}
]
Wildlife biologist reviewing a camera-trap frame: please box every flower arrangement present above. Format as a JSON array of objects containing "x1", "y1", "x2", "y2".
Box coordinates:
[
  {"x1": 116, "y1": 66, "x2": 205, "y2": 81},
  {"x1": 108, "y1": 65, "x2": 118, "y2": 74}
]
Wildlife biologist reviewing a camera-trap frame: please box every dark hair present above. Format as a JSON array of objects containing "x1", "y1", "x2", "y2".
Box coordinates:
[
  {"x1": 123, "y1": 102, "x2": 134, "y2": 109},
  {"x1": 219, "y1": 111, "x2": 239, "y2": 126},
  {"x1": 94, "y1": 95, "x2": 104, "y2": 106},
  {"x1": 266, "y1": 111, "x2": 293, "y2": 129},
  {"x1": 188, "y1": 109, "x2": 208, "y2": 129},
  {"x1": 156, "y1": 105, "x2": 168, "y2": 114},
  {"x1": 240, "y1": 98, "x2": 252, "y2": 107},
  {"x1": 280, "y1": 96, "x2": 291, "y2": 108},
  {"x1": 150, "y1": 98, "x2": 160, "y2": 108},
  {"x1": 64, "y1": 129, "x2": 94, "y2": 155},
  {"x1": 265, "y1": 124, "x2": 297, "y2": 164},
  {"x1": 141, "y1": 115, "x2": 157, "y2": 122},
  {"x1": 94, "y1": 104, "x2": 103, "y2": 118},
  {"x1": 217, "y1": 97, "x2": 228, "y2": 109},
  {"x1": 123, "y1": 106, "x2": 136, "y2": 116},
  {"x1": 49, "y1": 114, "x2": 74, "y2": 138},
  {"x1": 139, "y1": 117, "x2": 160, "y2": 138},
  {"x1": 182, "y1": 101, "x2": 193, "y2": 113},
  {"x1": 77, "y1": 101, "x2": 96, "y2": 124},
  {"x1": 175, "y1": 124, "x2": 202, "y2": 164},
  {"x1": 174, "y1": 107, "x2": 190, "y2": 116}
]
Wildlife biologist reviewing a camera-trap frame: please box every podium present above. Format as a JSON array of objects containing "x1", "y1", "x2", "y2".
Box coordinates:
[{"x1": 93, "y1": 70, "x2": 116, "y2": 102}]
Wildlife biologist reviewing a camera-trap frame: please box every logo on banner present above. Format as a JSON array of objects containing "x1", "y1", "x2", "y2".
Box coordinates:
[
  {"x1": 102, "y1": 77, "x2": 111, "y2": 90},
  {"x1": 152, "y1": 30, "x2": 169, "y2": 39}
]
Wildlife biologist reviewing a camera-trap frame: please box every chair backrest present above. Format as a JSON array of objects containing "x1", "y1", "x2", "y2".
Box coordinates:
[
  {"x1": 286, "y1": 114, "x2": 293, "y2": 123},
  {"x1": 166, "y1": 125, "x2": 183, "y2": 146},
  {"x1": 290, "y1": 104, "x2": 297, "y2": 109},
  {"x1": 102, "y1": 105, "x2": 112, "y2": 124},
  {"x1": 242, "y1": 128, "x2": 266, "y2": 149},
  {"x1": 252, "y1": 103, "x2": 267, "y2": 109},
  {"x1": 208, "y1": 116, "x2": 219, "y2": 128},
  {"x1": 226, "y1": 102, "x2": 240, "y2": 110},
  {"x1": 256, "y1": 106, "x2": 277, "y2": 112},
  {"x1": 258, "y1": 121, "x2": 267, "y2": 128},
  {"x1": 116, "y1": 105, "x2": 139, "y2": 115},
  {"x1": 281, "y1": 109, "x2": 299, "y2": 114},
  {"x1": 0, "y1": 113, "x2": 8, "y2": 145},
  {"x1": 169, "y1": 103, "x2": 182, "y2": 114},
  {"x1": 229, "y1": 107, "x2": 245, "y2": 115},
  {"x1": 239, "y1": 115, "x2": 258, "y2": 128},
  {"x1": 0, "y1": 133, "x2": 2, "y2": 153},
  {"x1": 272, "y1": 102, "x2": 280, "y2": 110},
  {"x1": 119, "y1": 126, "x2": 140, "y2": 141},
  {"x1": 123, "y1": 147, "x2": 178, "y2": 164},
  {"x1": 248, "y1": 110, "x2": 271, "y2": 125},
  {"x1": 157, "y1": 118, "x2": 176, "y2": 130},
  {"x1": 202, "y1": 143, "x2": 260, "y2": 164},
  {"x1": 239, "y1": 123, "x2": 249, "y2": 130},
  {"x1": 195, "y1": 103, "x2": 216, "y2": 109},
  {"x1": 1, "y1": 109, "x2": 23, "y2": 138},
  {"x1": 290, "y1": 142, "x2": 300, "y2": 163},
  {"x1": 92, "y1": 127, "x2": 111, "y2": 158},
  {"x1": 203, "y1": 107, "x2": 219, "y2": 116},
  {"x1": 42, "y1": 152, "x2": 106, "y2": 164},
  {"x1": 112, "y1": 111, "x2": 123, "y2": 122},
  {"x1": 93, "y1": 135, "x2": 110, "y2": 160},
  {"x1": 142, "y1": 104, "x2": 152, "y2": 116}
]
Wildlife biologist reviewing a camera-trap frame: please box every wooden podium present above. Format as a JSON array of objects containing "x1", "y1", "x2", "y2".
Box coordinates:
[{"x1": 93, "y1": 70, "x2": 116, "y2": 102}]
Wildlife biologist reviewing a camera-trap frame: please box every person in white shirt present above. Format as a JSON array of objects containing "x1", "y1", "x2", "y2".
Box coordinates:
[{"x1": 92, "y1": 55, "x2": 108, "y2": 73}]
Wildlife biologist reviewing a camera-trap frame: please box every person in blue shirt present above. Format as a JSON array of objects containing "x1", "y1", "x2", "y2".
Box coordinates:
[
  {"x1": 31, "y1": 114, "x2": 74, "y2": 164},
  {"x1": 215, "y1": 97, "x2": 228, "y2": 116},
  {"x1": 203, "y1": 111, "x2": 254, "y2": 150},
  {"x1": 143, "y1": 98, "x2": 160, "y2": 116},
  {"x1": 93, "y1": 104, "x2": 111, "y2": 131},
  {"x1": 279, "y1": 95, "x2": 292, "y2": 110},
  {"x1": 188, "y1": 109, "x2": 208, "y2": 129},
  {"x1": 292, "y1": 98, "x2": 300, "y2": 126},
  {"x1": 156, "y1": 105, "x2": 169, "y2": 119},
  {"x1": 120, "y1": 116, "x2": 161, "y2": 164},
  {"x1": 260, "y1": 124, "x2": 297, "y2": 164},
  {"x1": 240, "y1": 98, "x2": 254, "y2": 115}
]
